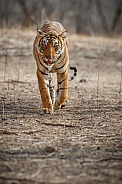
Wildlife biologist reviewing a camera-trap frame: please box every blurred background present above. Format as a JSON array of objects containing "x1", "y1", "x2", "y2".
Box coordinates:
[{"x1": 0, "y1": 0, "x2": 122, "y2": 36}]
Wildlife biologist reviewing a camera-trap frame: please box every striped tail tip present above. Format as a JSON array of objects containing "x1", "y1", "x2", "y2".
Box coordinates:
[{"x1": 69, "y1": 67, "x2": 77, "y2": 81}]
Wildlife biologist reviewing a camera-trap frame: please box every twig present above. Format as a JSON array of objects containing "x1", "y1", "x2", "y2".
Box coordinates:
[
  {"x1": 2, "y1": 80, "x2": 30, "y2": 84},
  {"x1": 36, "y1": 119, "x2": 80, "y2": 128},
  {"x1": 0, "y1": 128, "x2": 18, "y2": 135},
  {"x1": 93, "y1": 121, "x2": 101, "y2": 128},
  {"x1": 98, "y1": 157, "x2": 122, "y2": 162}
]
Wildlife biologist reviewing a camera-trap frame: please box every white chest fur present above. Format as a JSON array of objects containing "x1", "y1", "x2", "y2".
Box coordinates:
[{"x1": 47, "y1": 64, "x2": 54, "y2": 72}]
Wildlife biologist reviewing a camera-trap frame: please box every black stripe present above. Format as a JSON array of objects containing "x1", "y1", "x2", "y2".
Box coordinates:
[
  {"x1": 52, "y1": 22, "x2": 64, "y2": 33},
  {"x1": 59, "y1": 88, "x2": 68, "y2": 90},
  {"x1": 58, "y1": 81, "x2": 62, "y2": 85},
  {"x1": 45, "y1": 34, "x2": 57, "y2": 39},
  {"x1": 38, "y1": 68, "x2": 48, "y2": 75},
  {"x1": 56, "y1": 62, "x2": 66, "y2": 71},
  {"x1": 36, "y1": 48, "x2": 48, "y2": 72},
  {"x1": 57, "y1": 52, "x2": 66, "y2": 64},
  {"x1": 60, "y1": 68, "x2": 68, "y2": 75},
  {"x1": 40, "y1": 88, "x2": 47, "y2": 93},
  {"x1": 70, "y1": 67, "x2": 77, "y2": 73},
  {"x1": 40, "y1": 61, "x2": 48, "y2": 71},
  {"x1": 57, "y1": 53, "x2": 62, "y2": 62},
  {"x1": 68, "y1": 67, "x2": 77, "y2": 81},
  {"x1": 41, "y1": 21, "x2": 65, "y2": 36},
  {"x1": 49, "y1": 34, "x2": 57, "y2": 39},
  {"x1": 36, "y1": 48, "x2": 48, "y2": 71},
  {"x1": 58, "y1": 76, "x2": 67, "y2": 85}
]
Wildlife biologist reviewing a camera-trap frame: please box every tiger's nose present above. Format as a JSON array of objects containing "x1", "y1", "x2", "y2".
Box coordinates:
[{"x1": 46, "y1": 55, "x2": 52, "y2": 60}]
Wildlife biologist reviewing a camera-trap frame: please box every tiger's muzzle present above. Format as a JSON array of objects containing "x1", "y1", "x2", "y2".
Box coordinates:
[{"x1": 44, "y1": 58, "x2": 53, "y2": 66}]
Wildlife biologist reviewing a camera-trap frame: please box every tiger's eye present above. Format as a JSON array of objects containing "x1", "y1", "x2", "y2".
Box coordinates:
[
  {"x1": 54, "y1": 44, "x2": 59, "y2": 50},
  {"x1": 41, "y1": 43, "x2": 47, "y2": 49}
]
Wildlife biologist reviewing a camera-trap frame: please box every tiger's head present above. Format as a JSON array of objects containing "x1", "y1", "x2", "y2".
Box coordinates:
[{"x1": 37, "y1": 30, "x2": 67, "y2": 66}]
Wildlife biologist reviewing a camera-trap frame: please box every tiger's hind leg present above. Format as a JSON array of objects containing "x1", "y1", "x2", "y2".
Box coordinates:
[
  {"x1": 55, "y1": 70, "x2": 68, "y2": 109},
  {"x1": 57, "y1": 82, "x2": 67, "y2": 108}
]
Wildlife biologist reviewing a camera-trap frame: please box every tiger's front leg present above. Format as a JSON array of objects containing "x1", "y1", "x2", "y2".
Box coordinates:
[
  {"x1": 37, "y1": 69, "x2": 53, "y2": 113},
  {"x1": 55, "y1": 70, "x2": 68, "y2": 109}
]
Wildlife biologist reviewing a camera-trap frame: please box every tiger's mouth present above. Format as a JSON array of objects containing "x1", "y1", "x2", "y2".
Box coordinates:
[{"x1": 44, "y1": 59, "x2": 53, "y2": 66}]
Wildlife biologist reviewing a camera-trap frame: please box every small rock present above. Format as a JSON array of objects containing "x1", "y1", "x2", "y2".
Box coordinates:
[
  {"x1": 45, "y1": 146, "x2": 55, "y2": 153},
  {"x1": 79, "y1": 79, "x2": 87, "y2": 83}
]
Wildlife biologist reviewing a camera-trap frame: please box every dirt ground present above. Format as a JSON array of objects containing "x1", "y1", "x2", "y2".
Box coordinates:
[{"x1": 0, "y1": 29, "x2": 122, "y2": 184}]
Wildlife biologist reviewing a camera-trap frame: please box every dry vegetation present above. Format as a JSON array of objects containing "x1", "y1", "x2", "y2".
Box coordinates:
[{"x1": 0, "y1": 29, "x2": 122, "y2": 184}]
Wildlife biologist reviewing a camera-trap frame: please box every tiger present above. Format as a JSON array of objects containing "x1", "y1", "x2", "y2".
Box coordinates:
[{"x1": 33, "y1": 21, "x2": 77, "y2": 113}]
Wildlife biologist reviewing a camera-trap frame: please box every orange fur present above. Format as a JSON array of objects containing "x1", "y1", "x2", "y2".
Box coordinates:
[{"x1": 33, "y1": 21, "x2": 69, "y2": 113}]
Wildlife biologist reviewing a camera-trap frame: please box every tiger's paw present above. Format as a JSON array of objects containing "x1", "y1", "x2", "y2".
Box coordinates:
[
  {"x1": 54, "y1": 101, "x2": 61, "y2": 110},
  {"x1": 42, "y1": 108, "x2": 53, "y2": 114},
  {"x1": 61, "y1": 101, "x2": 67, "y2": 108},
  {"x1": 54, "y1": 101, "x2": 67, "y2": 110}
]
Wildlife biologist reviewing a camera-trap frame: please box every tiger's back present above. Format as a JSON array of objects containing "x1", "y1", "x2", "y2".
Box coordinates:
[{"x1": 41, "y1": 21, "x2": 65, "y2": 35}]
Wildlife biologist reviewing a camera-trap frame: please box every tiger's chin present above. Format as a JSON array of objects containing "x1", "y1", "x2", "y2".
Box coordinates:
[
  {"x1": 45, "y1": 60, "x2": 53, "y2": 66},
  {"x1": 44, "y1": 58, "x2": 57, "y2": 66},
  {"x1": 46, "y1": 60, "x2": 53, "y2": 66},
  {"x1": 44, "y1": 60, "x2": 53, "y2": 66}
]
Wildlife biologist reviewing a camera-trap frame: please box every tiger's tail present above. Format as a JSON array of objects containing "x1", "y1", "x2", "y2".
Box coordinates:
[{"x1": 69, "y1": 67, "x2": 77, "y2": 81}]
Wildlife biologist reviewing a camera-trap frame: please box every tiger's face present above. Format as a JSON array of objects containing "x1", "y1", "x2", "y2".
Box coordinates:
[{"x1": 37, "y1": 31, "x2": 67, "y2": 66}]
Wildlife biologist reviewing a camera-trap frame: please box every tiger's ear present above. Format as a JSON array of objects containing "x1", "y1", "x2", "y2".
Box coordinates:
[
  {"x1": 59, "y1": 31, "x2": 68, "y2": 39},
  {"x1": 37, "y1": 28, "x2": 45, "y2": 36}
]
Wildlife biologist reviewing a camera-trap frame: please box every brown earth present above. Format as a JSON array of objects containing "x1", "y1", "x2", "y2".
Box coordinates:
[{"x1": 0, "y1": 29, "x2": 122, "y2": 184}]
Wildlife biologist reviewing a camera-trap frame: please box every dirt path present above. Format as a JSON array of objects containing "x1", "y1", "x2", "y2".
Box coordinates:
[{"x1": 0, "y1": 29, "x2": 122, "y2": 184}]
